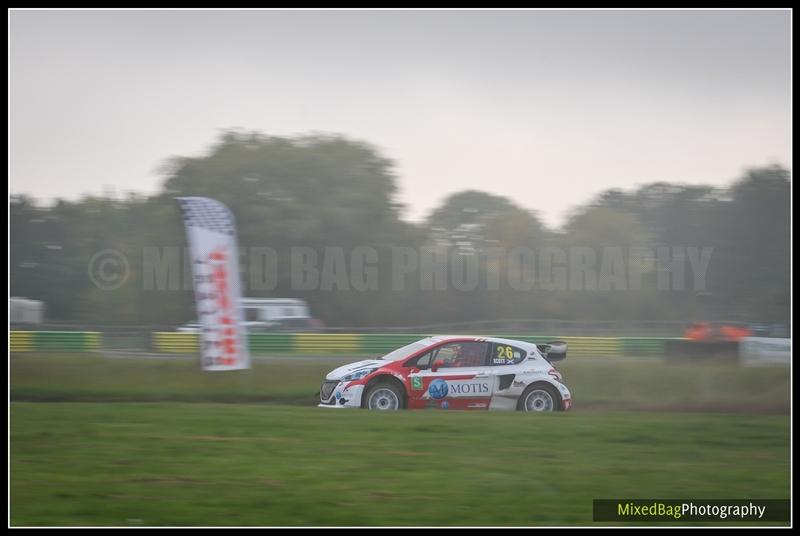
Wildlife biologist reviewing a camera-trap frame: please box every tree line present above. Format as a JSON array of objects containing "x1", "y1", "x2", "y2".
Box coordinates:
[{"x1": 10, "y1": 130, "x2": 790, "y2": 328}]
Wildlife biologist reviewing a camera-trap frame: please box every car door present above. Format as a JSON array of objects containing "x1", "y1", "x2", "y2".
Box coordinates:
[
  {"x1": 486, "y1": 341, "x2": 531, "y2": 410},
  {"x1": 406, "y1": 341, "x2": 493, "y2": 410}
]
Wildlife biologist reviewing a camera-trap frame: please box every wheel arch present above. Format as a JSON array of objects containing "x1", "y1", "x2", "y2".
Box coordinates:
[
  {"x1": 362, "y1": 374, "x2": 407, "y2": 409},
  {"x1": 517, "y1": 380, "x2": 563, "y2": 411}
]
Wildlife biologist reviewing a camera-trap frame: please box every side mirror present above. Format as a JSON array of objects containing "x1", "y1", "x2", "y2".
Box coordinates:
[{"x1": 431, "y1": 360, "x2": 445, "y2": 373}]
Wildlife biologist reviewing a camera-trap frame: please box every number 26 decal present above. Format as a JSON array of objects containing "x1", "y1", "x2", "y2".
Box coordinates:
[{"x1": 496, "y1": 346, "x2": 514, "y2": 360}]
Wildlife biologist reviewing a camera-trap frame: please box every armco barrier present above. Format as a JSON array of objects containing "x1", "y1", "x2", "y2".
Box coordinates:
[
  {"x1": 555, "y1": 337, "x2": 621, "y2": 357},
  {"x1": 295, "y1": 333, "x2": 361, "y2": 354},
  {"x1": 153, "y1": 333, "x2": 366, "y2": 354},
  {"x1": 512, "y1": 336, "x2": 620, "y2": 357},
  {"x1": 10, "y1": 331, "x2": 33, "y2": 352},
  {"x1": 10, "y1": 331, "x2": 101, "y2": 352},
  {"x1": 147, "y1": 332, "x2": 676, "y2": 357},
  {"x1": 9, "y1": 330, "x2": 676, "y2": 357},
  {"x1": 249, "y1": 333, "x2": 293, "y2": 353},
  {"x1": 619, "y1": 337, "x2": 669, "y2": 355},
  {"x1": 153, "y1": 332, "x2": 199, "y2": 353}
]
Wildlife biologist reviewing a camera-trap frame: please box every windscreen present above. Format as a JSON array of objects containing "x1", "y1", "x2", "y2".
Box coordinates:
[{"x1": 380, "y1": 339, "x2": 432, "y2": 361}]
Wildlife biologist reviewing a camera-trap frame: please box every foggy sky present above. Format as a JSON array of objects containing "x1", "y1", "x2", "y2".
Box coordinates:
[{"x1": 9, "y1": 9, "x2": 791, "y2": 227}]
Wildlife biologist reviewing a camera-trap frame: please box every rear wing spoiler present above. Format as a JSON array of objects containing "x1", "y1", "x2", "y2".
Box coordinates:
[{"x1": 536, "y1": 341, "x2": 567, "y2": 362}]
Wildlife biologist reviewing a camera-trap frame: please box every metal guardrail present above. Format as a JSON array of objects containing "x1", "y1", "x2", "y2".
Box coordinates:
[
  {"x1": 9, "y1": 331, "x2": 679, "y2": 357},
  {"x1": 12, "y1": 319, "x2": 787, "y2": 338},
  {"x1": 12, "y1": 319, "x2": 695, "y2": 336},
  {"x1": 10, "y1": 331, "x2": 101, "y2": 352},
  {"x1": 164, "y1": 333, "x2": 676, "y2": 357}
]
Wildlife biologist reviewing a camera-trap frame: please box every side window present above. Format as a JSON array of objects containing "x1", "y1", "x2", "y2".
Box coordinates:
[
  {"x1": 491, "y1": 343, "x2": 527, "y2": 366},
  {"x1": 433, "y1": 342, "x2": 489, "y2": 368},
  {"x1": 409, "y1": 351, "x2": 433, "y2": 369}
]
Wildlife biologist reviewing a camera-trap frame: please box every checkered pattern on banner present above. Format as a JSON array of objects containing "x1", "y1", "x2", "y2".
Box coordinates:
[{"x1": 177, "y1": 197, "x2": 236, "y2": 236}]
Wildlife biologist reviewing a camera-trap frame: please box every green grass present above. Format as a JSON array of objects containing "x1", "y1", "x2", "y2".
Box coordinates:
[
  {"x1": 11, "y1": 353, "x2": 347, "y2": 404},
  {"x1": 10, "y1": 353, "x2": 791, "y2": 525},
  {"x1": 558, "y1": 356, "x2": 790, "y2": 412},
  {"x1": 11, "y1": 353, "x2": 790, "y2": 412},
  {"x1": 10, "y1": 403, "x2": 789, "y2": 526}
]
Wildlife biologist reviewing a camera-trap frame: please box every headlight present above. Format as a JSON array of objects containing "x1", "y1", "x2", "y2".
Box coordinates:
[{"x1": 341, "y1": 368, "x2": 377, "y2": 382}]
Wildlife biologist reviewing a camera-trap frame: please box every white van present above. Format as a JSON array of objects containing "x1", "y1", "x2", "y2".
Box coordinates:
[
  {"x1": 240, "y1": 298, "x2": 310, "y2": 323},
  {"x1": 177, "y1": 298, "x2": 319, "y2": 332}
]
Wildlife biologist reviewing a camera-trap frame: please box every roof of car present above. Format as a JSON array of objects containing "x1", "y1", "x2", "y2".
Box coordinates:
[{"x1": 426, "y1": 335, "x2": 536, "y2": 347}]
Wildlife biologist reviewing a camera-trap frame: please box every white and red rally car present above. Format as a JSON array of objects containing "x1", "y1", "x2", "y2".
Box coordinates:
[{"x1": 318, "y1": 336, "x2": 572, "y2": 412}]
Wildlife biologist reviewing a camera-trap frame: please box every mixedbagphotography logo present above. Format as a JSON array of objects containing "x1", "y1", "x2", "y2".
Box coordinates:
[
  {"x1": 593, "y1": 499, "x2": 791, "y2": 523},
  {"x1": 104, "y1": 244, "x2": 715, "y2": 293}
]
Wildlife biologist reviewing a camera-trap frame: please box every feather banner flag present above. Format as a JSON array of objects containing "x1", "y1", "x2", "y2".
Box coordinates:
[{"x1": 177, "y1": 197, "x2": 250, "y2": 370}]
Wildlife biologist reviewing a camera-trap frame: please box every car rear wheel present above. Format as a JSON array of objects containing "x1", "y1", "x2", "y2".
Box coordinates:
[
  {"x1": 365, "y1": 382, "x2": 403, "y2": 410},
  {"x1": 518, "y1": 383, "x2": 560, "y2": 412}
]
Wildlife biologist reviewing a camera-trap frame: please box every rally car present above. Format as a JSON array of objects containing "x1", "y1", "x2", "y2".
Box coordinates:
[{"x1": 318, "y1": 336, "x2": 572, "y2": 411}]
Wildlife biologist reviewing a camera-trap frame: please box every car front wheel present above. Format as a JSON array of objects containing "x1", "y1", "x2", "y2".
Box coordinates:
[{"x1": 364, "y1": 382, "x2": 403, "y2": 410}]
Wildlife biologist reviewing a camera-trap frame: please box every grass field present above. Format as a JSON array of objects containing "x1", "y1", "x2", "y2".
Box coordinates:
[
  {"x1": 10, "y1": 403, "x2": 790, "y2": 526},
  {"x1": 10, "y1": 353, "x2": 792, "y2": 526}
]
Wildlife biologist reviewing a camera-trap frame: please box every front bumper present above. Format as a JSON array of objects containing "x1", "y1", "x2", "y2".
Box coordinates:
[{"x1": 318, "y1": 380, "x2": 364, "y2": 409}]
